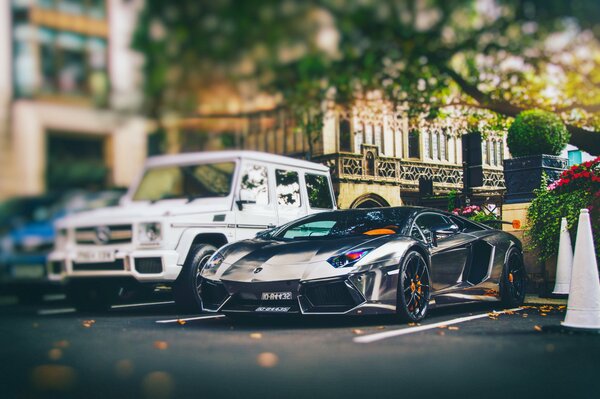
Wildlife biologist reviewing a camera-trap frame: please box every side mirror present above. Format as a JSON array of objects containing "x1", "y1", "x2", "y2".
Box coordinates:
[
  {"x1": 428, "y1": 224, "x2": 460, "y2": 246},
  {"x1": 236, "y1": 190, "x2": 257, "y2": 211}
]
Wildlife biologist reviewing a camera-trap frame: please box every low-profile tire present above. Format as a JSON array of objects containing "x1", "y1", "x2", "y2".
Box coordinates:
[
  {"x1": 173, "y1": 244, "x2": 216, "y2": 312},
  {"x1": 500, "y1": 247, "x2": 526, "y2": 307},
  {"x1": 65, "y1": 280, "x2": 116, "y2": 312},
  {"x1": 396, "y1": 250, "x2": 431, "y2": 323}
]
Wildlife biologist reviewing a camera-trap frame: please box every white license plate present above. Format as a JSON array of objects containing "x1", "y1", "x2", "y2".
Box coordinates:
[
  {"x1": 256, "y1": 307, "x2": 291, "y2": 312},
  {"x1": 261, "y1": 291, "x2": 292, "y2": 301},
  {"x1": 75, "y1": 250, "x2": 115, "y2": 263}
]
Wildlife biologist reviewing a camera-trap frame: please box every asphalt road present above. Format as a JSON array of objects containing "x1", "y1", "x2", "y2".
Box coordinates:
[{"x1": 0, "y1": 295, "x2": 598, "y2": 399}]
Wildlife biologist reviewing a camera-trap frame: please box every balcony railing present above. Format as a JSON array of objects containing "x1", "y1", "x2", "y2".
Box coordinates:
[{"x1": 313, "y1": 152, "x2": 505, "y2": 192}]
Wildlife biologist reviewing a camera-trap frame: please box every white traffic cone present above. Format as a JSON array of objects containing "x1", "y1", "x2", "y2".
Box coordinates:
[
  {"x1": 552, "y1": 217, "x2": 573, "y2": 295},
  {"x1": 562, "y1": 209, "x2": 600, "y2": 330}
]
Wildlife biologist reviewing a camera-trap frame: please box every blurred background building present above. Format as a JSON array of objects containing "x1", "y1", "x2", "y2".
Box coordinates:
[{"x1": 0, "y1": 0, "x2": 146, "y2": 201}]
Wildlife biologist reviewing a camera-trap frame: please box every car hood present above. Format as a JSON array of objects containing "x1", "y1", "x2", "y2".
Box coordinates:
[{"x1": 216, "y1": 235, "x2": 392, "y2": 282}]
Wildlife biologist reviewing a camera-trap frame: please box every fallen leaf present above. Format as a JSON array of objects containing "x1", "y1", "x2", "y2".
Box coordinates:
[
  {"x1": 522, "y1": 314, "x2": 528, "y2": 318},
  {"x1": 534, "y1": 325, "x2": 543, "y2": 332},
  {"x1": 448, "y1": 326, "x2": 459, "y2": 331},
  {"x1": 407, "y1": 322, "x2": 417, "y2": 327},
  {"x1": 53, "y1": 340, "x2": 69, "y2": 349},
  {"x1": 540, "y1": 313, "x2": 547, "y2": 317},
  {"x1": 437, "y1": 325, "x2": 448, "y2": 329},
  {"x1": 249, "y1": 333, "x2": 262, "y2": 339},
  {"x1": 31, "y1": 365, "x2": 77, "y2": 392},
  {"x1": 257, "y1": 352, "x2": 279, "y2": 368},
  {"x1": 48, "y1": 348, "x2": 62, "y2": 361},
  {"x1": 176, "y1": 319, "x2": 186, "y2": 325},
  {"x1": 82, "y1": 320, "x2": 95, "y2": 328},
  {"x1": 115, "y1": 359, "x2": 134, "y2": 379},
  {"x1": 153, "y1": 341, "x2": 168, "y2": 350},
  {"x1": 376, "y1": 326, "x2": 386, "y2": 330},
  {"x1": 352, "y1": 329, "x2": 364, "y2": 335},
  {"x1": 141, "y1": 371, "x2": 174, "y2": 399}
]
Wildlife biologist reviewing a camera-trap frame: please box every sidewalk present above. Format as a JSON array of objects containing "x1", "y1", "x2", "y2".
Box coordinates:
[{"x1": 524, "y1": 294, "x2": 567, "y2": 305}]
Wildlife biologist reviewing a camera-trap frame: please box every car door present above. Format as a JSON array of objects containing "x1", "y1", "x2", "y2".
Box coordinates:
[
  {"x1": 234, "y1": 161, "x2": 278, "y2": 240},
  {"x1": 275, "y1": 168, "x2": 307, "y2": 225},
  {"x1": 412, "y1": 212, "x2": 474, "y2": 291}
]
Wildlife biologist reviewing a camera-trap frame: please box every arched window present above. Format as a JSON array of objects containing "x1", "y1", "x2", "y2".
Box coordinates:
[
  {"x1": 440, "y1": 130, "x2": 447, "y2": 161},
  {"x1": 365, "y1": 151, "x2": 375, "y2": 176},
  {"x1": 374, "y1": 124, "x2": 384, "y2": 155},
  {"x1": 365, "y1": 124, "x2": 374, "y2": 145},
  {"x1": 354, "y1": 123, "x2": 364, "y2": 153},
  {"x1": 408, "y1": 130, "x2": 420, "y2": 159},
  {"x1": 339, "y1": 119, "x2": 351, "y2": 152}
]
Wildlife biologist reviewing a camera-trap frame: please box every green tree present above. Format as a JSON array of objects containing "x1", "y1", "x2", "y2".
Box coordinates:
[{"x1": 133, "y1": 0, "x2": 600, "y2": 154}]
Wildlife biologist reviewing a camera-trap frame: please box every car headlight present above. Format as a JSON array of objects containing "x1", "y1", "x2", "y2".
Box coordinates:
[
  {"x1": 204, "y1": 252, "x2": 225, "y2": 271},
  {"x1": 138, "y1": 222, "x2": 163, "y2": 244},
  {"x1": 327, "y1": 249, "x2": 372, "y2": 268},
  {"x1": 55, "y1": 228, "x2": 68, "y2": 249}
]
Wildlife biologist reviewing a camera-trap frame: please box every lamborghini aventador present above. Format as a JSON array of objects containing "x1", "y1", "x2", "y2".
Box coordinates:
[{"x1": 198, "y1": 206, "x2": 526, "y2": 321}]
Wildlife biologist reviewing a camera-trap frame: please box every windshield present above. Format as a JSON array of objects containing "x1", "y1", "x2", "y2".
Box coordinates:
[
  {"x1": 274, "y1": 208, "x2": 414, "y2": 240},
  {"x1": 132, "y1": 162, "x2": 236, "y2": 202}
]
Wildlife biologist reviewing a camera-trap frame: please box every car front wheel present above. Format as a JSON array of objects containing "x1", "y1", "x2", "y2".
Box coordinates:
[
  {"x1": 396, "y1": 250, "x2": 431, "y2": 323},
  {"x1": 173, "y1": 244, "x2": 216, "y2": 312}
]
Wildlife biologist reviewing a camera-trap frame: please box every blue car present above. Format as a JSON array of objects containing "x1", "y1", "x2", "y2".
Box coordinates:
[{"x1": 0, "y1": 190, "x2": 124, "y2": 302}]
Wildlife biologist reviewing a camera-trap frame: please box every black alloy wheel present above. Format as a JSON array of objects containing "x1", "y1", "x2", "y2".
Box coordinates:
[
  {"x1": 397, "y1": 250, "x2": 431, "y2": 322},
  {"x1": 173, "y1": 243, "x2": 216, "y2": 312},
  {"x1": 500, "y1": 247, "x2": 526, "y2": 307}
]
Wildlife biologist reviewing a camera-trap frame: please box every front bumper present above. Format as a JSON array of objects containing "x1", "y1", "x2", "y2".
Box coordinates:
[
  {"x1": 47, "y1": 249, "x2": 182, "y2": 283},
  {"x1": 199, "y1": 276, "x2": 393, "y2": 315}
]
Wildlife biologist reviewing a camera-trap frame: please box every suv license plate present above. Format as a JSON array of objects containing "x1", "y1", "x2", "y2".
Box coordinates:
[
  {"x1": 261, "y1": 292, "x2": 292, "y2": 301},
  {"x1": 76, "y1": 250, "x2": 115, "y2": 263}
]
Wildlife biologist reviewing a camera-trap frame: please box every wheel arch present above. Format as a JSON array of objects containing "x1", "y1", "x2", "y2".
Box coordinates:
[{"x1": 176, "y1": 230, "x2": 229, "y2": 265}]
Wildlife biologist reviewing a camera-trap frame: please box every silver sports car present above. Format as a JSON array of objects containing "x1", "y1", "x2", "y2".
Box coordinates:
[{"x1": 198, "y1": 206, "x2": 526, "y2": 321}]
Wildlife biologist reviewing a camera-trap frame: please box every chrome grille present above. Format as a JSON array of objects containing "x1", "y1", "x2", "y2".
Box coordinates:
[{"x1": 75, "y1": 224, "x2": 133, "y2": 245}]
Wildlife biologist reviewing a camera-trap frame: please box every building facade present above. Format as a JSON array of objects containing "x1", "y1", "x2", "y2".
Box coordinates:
[
  {"x1": 171, "y1": 96, "x2": 507, "y2": 210},
  {"x1": 0, "y1": 0, "x2": 146, "y2": 200}
]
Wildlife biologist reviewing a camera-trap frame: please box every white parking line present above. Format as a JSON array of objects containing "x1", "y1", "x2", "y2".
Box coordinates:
[
  {"x1": 111, "y1": 301, "x2": 175, "y2": 309},
  {"x1": 354, "y1": 307, "x2": 524, "y2": 344},
  {"x1": 43, "y1": 294, "x2": 66, "y2": 302},
  {"x1": 38, "y1": 308, "x2": 76, "y2": 315},
  {"x1": 155, "y1": 314, "x2": 226, "y2": 324}
]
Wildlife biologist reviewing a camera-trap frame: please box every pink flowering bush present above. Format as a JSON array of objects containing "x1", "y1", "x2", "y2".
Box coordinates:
[
  {"x1": 452, "y1": 205, "x2": 498, "y2": 225},
  {"x1": 528, "y1": 156, "x2": 600, "y2": 262}
]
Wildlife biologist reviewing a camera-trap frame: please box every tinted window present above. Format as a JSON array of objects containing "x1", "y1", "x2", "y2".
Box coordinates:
[
  {"x1": 450, "y1": 216, "x2": 484, "y2": 232},
  {"x1": 274, "y1": 208, "x2": 413, "y2": 240},
  {"x1": 240, "y1": 164, "x2": 269, "y2": 205},
  {"x1": 276, "y1": 170, "x2": 300, "y2": 207},
  {"x1": 133, "y1": 162, "x2": 235, "y2": 202},
  {"x1": 415, "y1": 213, "x2": 450, "y2": 232},
  {"x1": 283, "y1": 221, "x2": 336, "y2": 239},
  {"x1": 305, "y1": 174, "x2": 333, "y2": 209}
]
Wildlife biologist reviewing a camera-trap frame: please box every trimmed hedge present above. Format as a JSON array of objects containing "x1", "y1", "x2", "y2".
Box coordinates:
[{"x1": 507, "y1": 109, "x2": 570, "y2": 157}]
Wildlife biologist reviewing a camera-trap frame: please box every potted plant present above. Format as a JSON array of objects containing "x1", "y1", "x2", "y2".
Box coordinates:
[{"x1": 504, "y1": 109, "x2": 570, "y2": 203}]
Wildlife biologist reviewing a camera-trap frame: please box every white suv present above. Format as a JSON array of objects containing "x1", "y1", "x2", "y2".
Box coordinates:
[{"x1": 47, "y1": 151, "x2": 336, "y2": 311}]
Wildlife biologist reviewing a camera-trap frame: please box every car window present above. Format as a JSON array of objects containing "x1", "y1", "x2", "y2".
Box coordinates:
[
  {"x1": 282, "y1": 220, "x2": 337, "y2": 239},
  {"x1": 411, "y1": 225, "x2": 426, "y2": 242},
  {"x1": 450, "y1": 215, "x2": 484, "y2": 232},
  {"x1": 276, "y1": 170, "x2": 301, "y2": 207},
  {"x1": 239, "y1": 164, "x2": 269, "y2": 205},
  {"x1": 305, "y1": 173, "x2": 333, "y2": 209},
  {"x1": 415, "y1": 213, "x2": 450, "y2": 232}
]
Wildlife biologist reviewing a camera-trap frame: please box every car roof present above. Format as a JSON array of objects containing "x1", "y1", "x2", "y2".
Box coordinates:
[{"x1": 144, "y1": 150, "x2": 330, "y2": 173}]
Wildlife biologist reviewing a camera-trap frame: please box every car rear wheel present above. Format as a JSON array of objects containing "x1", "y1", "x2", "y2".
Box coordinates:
[
  {"x1": 66, "y1": 280, "x2": 116, "y2": 312},
  {"x1": 173, "y1": 244, "x2": 216, "y2": 312},
  {"x1": 397, "y1": 250, "x2": 431, "y2": 323},
  {"x1": 500, "y1": 247, "x2": 526, "y2": 307}
]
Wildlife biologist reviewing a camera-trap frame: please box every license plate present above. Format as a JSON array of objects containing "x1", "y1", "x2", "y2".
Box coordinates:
[
  {"x1": 261, "y1": 291, "x2": 292, "y2": 301},
  {"x1": 256, "y1": 306, "x2": 291, "y2": 312},
  {"x1": 75, "y1": 250, "x2": 115, "y2": 263}
]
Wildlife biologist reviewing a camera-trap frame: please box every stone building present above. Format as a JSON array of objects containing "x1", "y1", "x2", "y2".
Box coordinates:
[
  {"x1": 0, "y1": 0, "x2": 146, "y2": 200},
  {"x1": 171, "y1": 93, "x2": 507, "y2": 210}
]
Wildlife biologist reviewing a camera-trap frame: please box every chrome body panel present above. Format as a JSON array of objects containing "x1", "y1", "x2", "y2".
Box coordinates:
[{"x1": 199, "y1": 207, "x2": 523, "y2": 316}]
